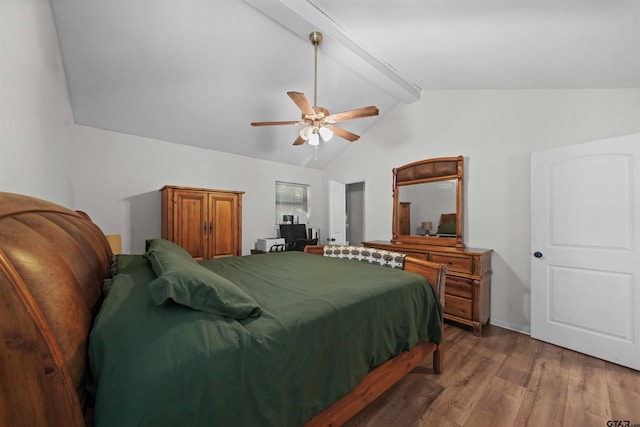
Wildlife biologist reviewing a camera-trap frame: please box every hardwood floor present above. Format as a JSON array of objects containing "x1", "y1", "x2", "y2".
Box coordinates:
[{"x1": 345, "y1": 323, "x2": 640, "y2": 427}]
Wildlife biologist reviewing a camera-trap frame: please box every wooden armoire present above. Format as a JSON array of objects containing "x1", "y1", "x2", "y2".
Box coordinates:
[{"x1": 160, "y1": 185, "x2": 243, "y2": 260}]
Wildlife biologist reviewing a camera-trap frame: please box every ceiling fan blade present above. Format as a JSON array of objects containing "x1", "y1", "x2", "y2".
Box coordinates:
[
  {"x1": 287, "y1": 91, "x2": 316, "y2": 117},
  {"x1": 326, "y1": 106, "x2": 379, "y2": 123},
  {"x1": 329, "y1": 125, "x2": 360, "y2": 142},
  {"x1": 250, "y1": 120, "x2": 302, "y2": 126},
  {"x1": 293, "y1": 135, "x2": 305, "y2": 146}
]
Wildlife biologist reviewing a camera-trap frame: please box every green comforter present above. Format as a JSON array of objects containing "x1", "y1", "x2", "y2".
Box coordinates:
[{"x1": 89, "y1": 251, "x2": 442, "y2": 427}]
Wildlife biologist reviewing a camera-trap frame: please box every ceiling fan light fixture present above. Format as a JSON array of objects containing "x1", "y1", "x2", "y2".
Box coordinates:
[
  {"x1": 299, "y1": 125, "x2": 313, "y2": 140},
  {"x1": 319, "y1": 126, "x2": 333, "y2": 142},
  {"x1": 308, "y1": 131, "x2": 320, "y2": 146}
]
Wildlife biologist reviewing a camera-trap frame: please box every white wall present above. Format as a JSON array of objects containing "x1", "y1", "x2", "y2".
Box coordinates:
[
  {"x1": 70, "y1": 125, "x2": 323, "y2": 254},
  {"x1": 0, "y1": 0, "x2": 74, "y2": 205},
  {"x1": 323, "y1": 89, "x2": 640, "y2": 333}
]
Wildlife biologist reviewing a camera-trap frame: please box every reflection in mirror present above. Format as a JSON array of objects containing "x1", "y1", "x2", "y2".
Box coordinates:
[
  {"x1": 398, "y1": 180, "x2": 456, "y2": 236},
  {"x1": 392, "y1": 156, "x2": 464, "y2": 248}
]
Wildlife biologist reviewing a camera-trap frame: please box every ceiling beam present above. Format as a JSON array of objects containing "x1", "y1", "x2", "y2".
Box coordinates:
[{"x1": 243, "y1": 0, "x2": 421, "y2": 103}]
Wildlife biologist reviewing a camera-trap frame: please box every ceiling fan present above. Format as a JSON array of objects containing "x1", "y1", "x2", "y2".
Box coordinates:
[{"x1": 251, "y1": 31, "x2": 379, "y2": 147}]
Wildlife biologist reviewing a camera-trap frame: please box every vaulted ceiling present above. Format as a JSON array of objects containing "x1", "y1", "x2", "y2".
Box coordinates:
[{"x1": 50, "y1": 0, "x2": 640, "y2": 169}]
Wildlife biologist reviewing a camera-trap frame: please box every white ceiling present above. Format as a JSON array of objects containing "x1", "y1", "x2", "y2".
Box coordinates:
[{"x1": 50, "y1": 0, "x2": 640, "y2": 169}]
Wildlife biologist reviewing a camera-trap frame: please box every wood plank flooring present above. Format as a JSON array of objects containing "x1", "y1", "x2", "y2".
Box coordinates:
[{"x1": 344, "y1": 323, "x2": 640, "y2": 427}]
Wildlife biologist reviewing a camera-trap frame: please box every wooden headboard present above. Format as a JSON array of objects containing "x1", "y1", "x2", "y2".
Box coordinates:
[{"x1": 0, "y1": 192, "x2": 112, "y2": 427}]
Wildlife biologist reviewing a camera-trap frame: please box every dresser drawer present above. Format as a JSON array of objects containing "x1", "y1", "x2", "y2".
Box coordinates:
[
  {"x1": 401, "y1": 251, "x2": 428, "y2": 261},
  {"x1": 430, "y1": 253, "x2": 473, "y2": 274},
  {"x1": 444, "y1": 294, "x2": 472, "y2": 320},
  {"x1": 446, "y1": 276, "x2": 473, "y2": 299}
]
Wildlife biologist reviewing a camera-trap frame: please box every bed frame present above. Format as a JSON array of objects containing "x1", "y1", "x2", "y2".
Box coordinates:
[
  {"x1": 0, "y1": 192, "x2": 445, "y2": 427},
  {"x1": 302, "y1": 245, "x2": 445, "y2": 426}
]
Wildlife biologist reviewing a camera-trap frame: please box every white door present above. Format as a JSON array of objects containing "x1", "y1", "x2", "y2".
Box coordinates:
[
  {"x1": 328, "y1": 180, "x2": 346, "y2": 245},
  {"x1": 531, "y1": 133, "x2": 640, "y2": 370}
]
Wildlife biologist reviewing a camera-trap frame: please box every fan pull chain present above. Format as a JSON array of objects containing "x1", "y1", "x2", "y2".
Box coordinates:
[{"x1": 314, "y1": 145, "x2": 318, "y2": 160}]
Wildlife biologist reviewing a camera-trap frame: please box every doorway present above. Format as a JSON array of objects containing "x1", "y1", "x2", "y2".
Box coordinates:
[{"x1": 346, "y1": 182, "x2": 365, "y2": 246}]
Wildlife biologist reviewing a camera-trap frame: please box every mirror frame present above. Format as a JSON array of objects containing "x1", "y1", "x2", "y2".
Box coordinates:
[{"x1": 392, "y1": 156, "x2": 464, "y2": 248}]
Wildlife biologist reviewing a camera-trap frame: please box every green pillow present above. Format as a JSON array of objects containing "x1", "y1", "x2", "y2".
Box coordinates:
[
  {"x1": 146, "y1": 246, "x2": 261, "y2": 319},
  {"x1": 146, "y1": 240, "x2": 198, "y2": 275},
  {"x1": 145, "y1": 238, "x2": 194, "y2": 261},
  {"x1": 436, "y1": 222, "x2": 456, "y2": 235}
]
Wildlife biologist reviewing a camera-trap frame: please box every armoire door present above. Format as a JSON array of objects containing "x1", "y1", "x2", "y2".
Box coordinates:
[
  {"x1": 172, "y1": 190, "x2": 209, "y2": 260},
  {"x1": 531, "y1": 133, "x2": 639, "y2": 370},
  {"x1": 208, "y1": 193, "x2": 239, "y2": 258}
]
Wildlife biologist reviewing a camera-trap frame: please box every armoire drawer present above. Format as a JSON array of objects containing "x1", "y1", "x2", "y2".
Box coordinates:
[
  {"x1": 445, "y1": 276, "x2": 473, "y2": 299},
  {"x1": 430, "y1": 253, "x2": 473, "y2": 274},
  {"x1": 444, "y1": 294, "x2": 472, "y2": 320}
]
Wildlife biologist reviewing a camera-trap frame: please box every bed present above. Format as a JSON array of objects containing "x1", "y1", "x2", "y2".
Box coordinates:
[{"x1": 0, "y1": 192, "x2": 446, "y2": 427}]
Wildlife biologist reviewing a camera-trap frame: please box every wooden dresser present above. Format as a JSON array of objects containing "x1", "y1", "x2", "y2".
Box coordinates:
[
  {"x1": 160, "y1": 185, "x2": 243, "y2": 260},
  {"x1": 364, "y1": 241, "x2": 492, "y2": 336}
]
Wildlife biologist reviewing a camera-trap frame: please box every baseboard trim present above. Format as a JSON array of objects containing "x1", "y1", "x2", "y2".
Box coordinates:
[{"x1": 489, "y1": 319, "x2": 530, "y2": 335}]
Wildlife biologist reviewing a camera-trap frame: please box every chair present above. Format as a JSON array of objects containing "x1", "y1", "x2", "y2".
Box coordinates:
[{"x1": 279, "y1": 224, "x2": 318, "y2": 251}]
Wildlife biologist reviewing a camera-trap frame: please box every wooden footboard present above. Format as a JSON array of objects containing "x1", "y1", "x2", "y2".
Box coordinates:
[{"x1": 303, "y1": 245, "x2": 446, "y2": 426}]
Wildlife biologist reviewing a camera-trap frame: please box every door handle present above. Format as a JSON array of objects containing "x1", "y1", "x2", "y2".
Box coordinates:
[
  {"x1": 327, "y1": 238, "x2": 336, "y2": 242},
  {"x1": 534, "y1": 251, "x2": 543, "y2": 258}
]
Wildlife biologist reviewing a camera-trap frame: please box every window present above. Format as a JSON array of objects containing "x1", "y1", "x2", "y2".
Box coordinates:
[{"x1": 275, "y1": 181, "x2": 310, "y2": 224}]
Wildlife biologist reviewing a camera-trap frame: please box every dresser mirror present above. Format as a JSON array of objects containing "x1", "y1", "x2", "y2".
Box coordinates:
[{"x1": 392, "y1": 156, "x2": 464, "y2": 248}]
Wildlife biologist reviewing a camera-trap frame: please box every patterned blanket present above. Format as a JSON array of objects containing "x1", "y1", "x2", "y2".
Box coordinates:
[{"x1": 323, "y1": 245, "x2": 406, "y2": 269}]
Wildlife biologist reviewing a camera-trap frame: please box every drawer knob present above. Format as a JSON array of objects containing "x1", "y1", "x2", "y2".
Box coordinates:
[{"x1": 447, "y1": 260, "x2": 453, "y2": 264}]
